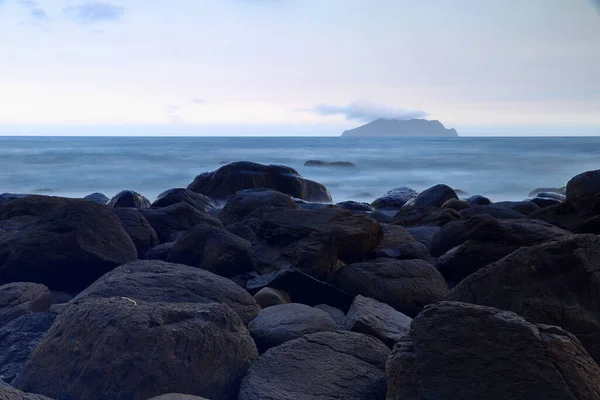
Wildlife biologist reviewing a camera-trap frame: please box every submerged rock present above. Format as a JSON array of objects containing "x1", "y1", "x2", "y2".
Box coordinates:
[{"x1": 304, "y1": 160, "x2": 356, "y2": 168}]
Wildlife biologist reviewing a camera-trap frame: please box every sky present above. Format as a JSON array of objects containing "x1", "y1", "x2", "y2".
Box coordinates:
[{"x1": 0, "y1": 0, "x2": 599, "y2": 136}]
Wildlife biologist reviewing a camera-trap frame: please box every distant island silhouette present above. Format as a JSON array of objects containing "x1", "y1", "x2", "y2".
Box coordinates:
[{"x1": 341, "y1": 118, "x2": 459, "y2": 137}]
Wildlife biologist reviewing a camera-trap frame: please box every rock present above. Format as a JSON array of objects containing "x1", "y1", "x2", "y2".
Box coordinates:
[
  {"x1": 529, "y1": 194, "x2": 600, "y2": 232},
  {"x1": 345, "y1": 295, "x2": 412, "y2": 348},
  {"x1": 0, "y1": 283, "x2": 51, "y2": 327},
  {"x1": 536, "y1": 191, "x2": 567, "y2": 201},
  {"x1": 566, "y1": 169, "x2": 600, "y2": 202},
  {"x1": 529, "y1": 187, "x2": 566, "y2": 197},
  {"x1": 336, "y1": 201, "x2": 375, "y2": 212},
  {"x1": 0, "y1": 201, "x2": 137, "y2": 293},
  {"x1": 225, "y1": 223, "x2": 257, "y2": 242},
  {"x1": 248, "y1": 303, "x2": 337, "y2": 352},
  {"x1": 167, "y1": 225, "x2": 255, "y2": 278},
  {"x1": 239, "y1": 331, "x2": 389, "y2": 400},
  {"x1": 49, "y1": 291, "x2": 72, "y2": 305},
  {"x1": 17, "y1": 297, "x2": 258, "y2": 400},
  {"x1": 49, "y1": 304, "x2": 66, "y2": 315},
  {"x1": 377, "y1": 224, "x2": 415, "y2": 250},
  {"x1": 112, "y1": 207, "x2": 159, "y2": 257},
  {"x1": 366, "y1": 210, "x2": 394, "y2": 223},
  {"x1": 107, "y1": 190, "x2": 151, "y2": 209},
  {"x1": 406, "y1": 226, "x2": 440, "y2": 250},
  {"x1": 371, "y1": 187, "x2": 418, "y2": 210},
  {"x1": 0, "y1": 385, "x2": 53, "y2": 399},
  {"x1": 404, "y1": 184, "x2": 458, "y2": 208},
  {"x1": 0, "y1": 196, "x2": 8, "y2": 207},
  {"x1": 252, "y1": 207, "x2": 382, "y2": 279},
  {"x1": 466, "y1": 194, "x2": 492, "y2": 206},
  {"x1": 579, "y1": 215, "x2": 600, "y2": 234},
  {"x1": 530, "y1": 196, "x2": 562, "y2": 208},
  {"x1": 143, "y1": 242, "x2": 175, "y2": 261},
  {"x1": 331, "y1": 258, "x2": 448, "y2": 318},
  {"x1": 83, "y1": 192, "x2": 109, "y2": 205},
  {"x1": 370, "y1": 242, "x2": 431, "y2": 263},
  {"x1": 0, "y1": 195, "x2": 73, "y2": 220},
  {"x1": 386, "y1": 301, "x2": 600, "y2": 400},
  {"x1": 441, "y1": 198, "x2": 470, "y2": 211},
  {"x1": 253, "y1": 288, "x2": 290, "y2": 308},
  {"x1": 147, "y1": 395, "x2": 209, "y2": 400},
  {"x1": 0, "y1": 216, "x2": 39, "y2": 235},
  {"x1": 430, "y1": 220, "x2": 465, "y2": 257},
  {"x1": 304, "y1": 160, "x2": 356, "y2": 168},
  {"x1": 217, "y1": 189, "x2": 298, "y2": 226},
  {"x1": 493, "y1": 200, "x2": 540, "y2": 215},
  {"x1": 188, "y1": 161, "x2": 332, "y2": 202},
  {"x1": 436, "y1": 215, "x2": 571, "y2": 286},
  {"x1": 152, "y1": 188, "x2": 219, "y2": 213},
  {"x1": 314, "y1": 304, "x2": 346, "y2": 329},
  {"x1": 73, "y1": 260, "x2": 261, "y2": 325},
  {"x1": 391, "y1": 207, "x2": 463, "y2": 227},
  {"x1": 246, "y1": 267, "x2": 353, "y2": 312},
  {"x1": 0, "y1": 313, "x2": 56, "y2": 385},
  {"x1": 460, "y1": 204, "x2": 526, "y2": 219},
  {"x1": 448, "y1": 234, "x2": 600, "y2": 363},
  {"x1": 141, "y1": 202, "x2": 223, "y2": 243}
]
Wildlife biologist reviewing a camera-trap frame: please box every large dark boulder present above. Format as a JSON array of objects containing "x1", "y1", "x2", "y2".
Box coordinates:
[
  {"x1": 331, "y1": 258, "x2": 448, "y2": 318},
  {"x1": 345, "y1": 295, "x2": 412, "y2": 348},
  {"x1": 405, "y1": 226, "x2": 440, "y2": 251},
  {"x1": 140, "y1": 202, "x2": 223, "y2": 243},
  {"x1": 218, "y1": 189, "x2": 298, "y2": 226},
  {"x1": 436, "y1": 215, "x2": 571, "y2": 286},
  {"x1": 371, "y1": 187, "x2": 418, "y2": 210},
  {"x1": 107, "y1": 190, "x2": 151, "y2": 209},
  {"x1": 377, "y1": 224, "x2": 415, "y2": 250},
  {"x1": 566, "y1": 169, "x2": 600, "y2": 202},
  {"x1": 147, "y1": 395, "x2": 208, "y2": 400},
  {"x1": 386, "y1": 301, "x2": 600, "y2": 400},
  {"x1": 73, "y1": 260, "x2": 261, "y2": 324},
  {"x1": 167, "y1": 225, "x2": 255, "y2": 277},
  {"x1": 253, "y1": 288, "x2": 290, "y2": 308},
  {"x1": 17, "y1": 297, "x2": 258, "y2": 400},
  {"x1": 252, "y1": 207, "x2": 382, "y2": 279},
  {"x1": 466, "y1": 195, "x2": 492, "y2": 206},
  {"x1": 529, "y1": 193, "x2": 600, "y2": 232},
  {"x1": 404, "y1": 184, "x2": 458, "y2": 208},
  {"x1": 0, "y1": 202, "x2": 137, "y2": 293},
  {"x1": 0, "y1": 313, "x2": 56, "y2": 385},
  {"x1": 430, "y1": 220, "x2": 465, "y2": 257},
  {"x1": 187, "y1": 161, "x2": 332, "y2": 202},
  {"x1": 239, "y1": 331, "x2": 389, "y2": 400},
  {"x1": 336, "y1": 201, "x2": 375, "y2": 212},
  {"x1": 370, "y1": 242, "x2": 431, "y2": 263},
  {"x1": 143, "y1": 242, "x2": 175, "y2": 261},
  {"x1": 0, "y1": 283, "x2": 51, "y2": 327},
  {"x1": 460, "y1": 205, "x2": 525, "y2": 220},
  {"x1": 391, "y1": 207, "x2": 463, "y2": 227},
  {"x1": 493, "y1": 200, "x2": 540, "y2": 215},
  {"x1": 448, "y1": 234, "x2": 600, "y2": 363},
  {"x1": 246, "y1": 267, "x2": 353, "y2": 311},
  {"x1": 441, "y1": 198, "x2": 470, "y2": 211},
  {"x1": 83, "y1": 192, "x2": 109, "y2": 205},
  {"x1": 248, "y1": 303, "x2": 336, "y2": 352},
  {"x1": 0, "y1": 195, "x2": 73, "y2": 220},
  {"x1": 152, "y1": 188, "x2": 218, "y2": 213},
  {"x1": 0, "y1": 385, "x2": 52, "y2": 399},
  {"x1": 112, "y1": 207, "x2": 159, "y2": 257}
]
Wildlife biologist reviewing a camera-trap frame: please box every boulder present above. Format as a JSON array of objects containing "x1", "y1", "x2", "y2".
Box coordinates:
[
  {"x1": 253, "y1": 288, "x2": 290, "y2": 308},
  {"x1": 112, "y1": 207, "x2": 159, "y2": 257},
  {"x1": 579, "y1": 215, "x2": 600, "y2": 234},
  {"x1": 370, "y1": 241, "x2": 431, "y2": 263},
  {"x1": 107, "y1": 190, "x2": 151, "y2": 209},
  {"x1": 83, "y1": 192, "x2": 109, "y2": 205},
  {"x1": 0, "y1": 283, "x2": 51, "y2": 327},
  {"x1": 188, "y1": 161, "x2": 332, "y2": 202},
  {"x1": 493, "y1": 200, "x2": 540, "y2": 215},
  {"x1": 331, "y1": 258, "x2": 448, "y2": 318},
  {"x1": 460, "y1": 205, "x2": 525, "y2": 220},
  {"x1": 143, "y1": 242, "x2": 175, "y2": 261},
  {"x1": 529, "y1": 187, "x2": 566, "y2": 197},
  {"x1": 248, "y1": 303, "x2": 337, "y2": 352},
  {"x1": 239, "y1": 331, "x2": 389, "y2": 400},
  {"x1": 225, "y1": 223, "x2": 257, "y2": 242},
  {"x1": 0, "y1": 196, "x2": 8, "y2": 207},
  {"x1": 530, "y1": 196, "x2": 562, "y2": 208},
  {"x1": 466, "y1": 195, "x2": 492, "y2": 206},
  {"x1": 0, "y1": 385, "x2": 53, "y2": 400},
  {"x1": 167, "y1": 225, "x2": 255, "y2": 278},
  {"x1": 141, "y1": 202, "x2": 223, "y2": 243},
  {"x1": 0, "y1": 202, "x2": 137, "y2": 293},
  {"x1": 217, "y1": 189, "x2": 298, "y2": 226},
  {"x1": 17, "y1": 298, "x2": 258, "y2": 400},
  {"x1": 386, "y1": 301, "x2": 600, "y2": 400},
  {"x1": 436, "y1": 215, "x2": 571, "y2": 286},
  {"x1": 345, "y1": 295, "x2": 412, "y2": 348},
  {"x1": 391, "y1": 207, "x2": 463, "y2": 227},
  {"x1": 314, "y1": 304, "x2": 346, "y2": 329},
  {"x1": 566, "y1": 169, "x2": 600, "y2": 202},
  {"x1": 448, "y1": 234, "x2": 600, "y2": 363},
  {"x1": 147, "y1": 395, "x2": 209, "y2": 400},
  {"x1": 336, "y1": 201, "x2": 375, "y2": 212},
  {"x1": 371, "y1": 187, "x2": 418, "y2": 210},
  {"x1": 529, "y1": 194, "x2": 600, "y2": 232},
  {"x1": 0, "y1": 195, "x2": 73, "y2": 220},
  {"x1": 535, "y1": 191, "x2": 566, "y2": 201},
  {"x1": 404, "y1": 184, "x2": 458, "y2": 208},
  {"x1": 152, "y1": 188, "x2": 218, "y2": 213},
  {"x1": 406, "y1": 226, "x2": 440, "y2": 250},
  {"x1": 377, "y1": 224, "x2": 415, "y2": 250},
  {"x1": 430, "y1": 220, "x2": 465, "y2": 257},
  {"x1": 73, "y1": 260, "x2": 261, "y2": 325},
  {"x1": 0, "y1": 313, "x2": 56, "y2": 385},
  {"x1": 246, "y1": 267, "x2": 353, "y2": 312},
  {"x1": 252, "y1": 207, "x2": 382, "y2": 279},
  {"x1": 441, "y1": 198, "x2": 470, "y2": 211}
]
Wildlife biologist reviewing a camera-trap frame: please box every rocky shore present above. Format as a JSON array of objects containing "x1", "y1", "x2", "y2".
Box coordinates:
[{"x1": 0, "y1": 160, "x2": 599, "y2": 399}]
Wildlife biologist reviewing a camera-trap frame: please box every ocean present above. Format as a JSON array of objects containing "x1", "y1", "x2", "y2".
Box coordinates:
[{"x1": 1, "y1": 136, "x2": 599, "y2": 203}]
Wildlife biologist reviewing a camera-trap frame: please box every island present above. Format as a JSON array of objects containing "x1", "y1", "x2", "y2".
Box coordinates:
[{"x1": 341, "y1": 118, "x2": 458, "y2": 137}]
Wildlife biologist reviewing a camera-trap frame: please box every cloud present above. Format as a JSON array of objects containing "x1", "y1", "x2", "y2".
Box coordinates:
[
  {"x1": 20, "y1": 0, "x2": 49, "y2": 21},
  {"x1": 64, "y1": 2, "x2": 124, "y2": 24},
  {"x1": 313, "y1": 100, "x2": 428, "y2": 122}
]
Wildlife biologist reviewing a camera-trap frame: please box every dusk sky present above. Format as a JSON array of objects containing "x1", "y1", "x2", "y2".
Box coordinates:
[{"x1": 0, "y1": 0, "x2": 599, "y2": 136}]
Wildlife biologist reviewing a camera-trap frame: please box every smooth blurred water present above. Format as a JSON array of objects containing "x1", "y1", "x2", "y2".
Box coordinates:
[{"x1": 1, "y1": 136, "x2": 599, "y2": 203}]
